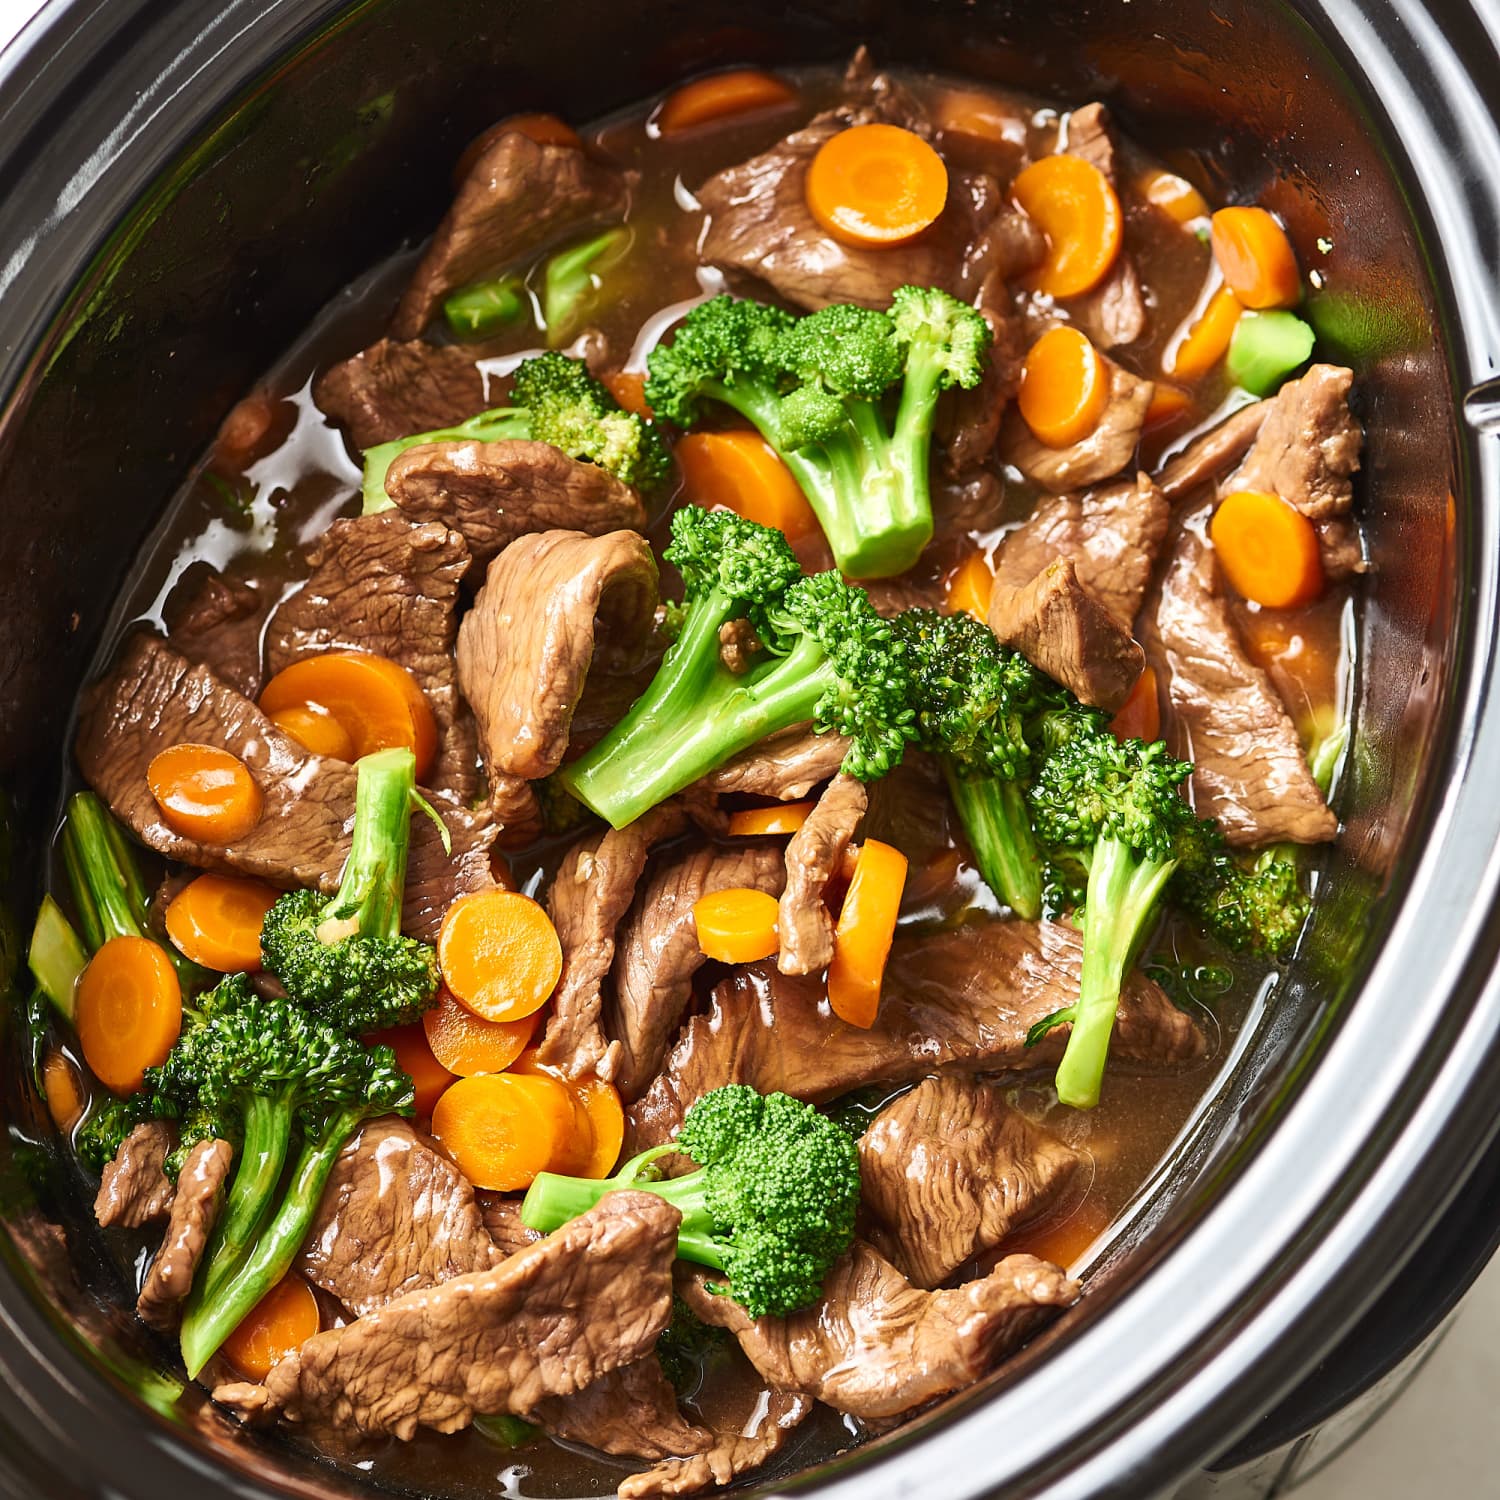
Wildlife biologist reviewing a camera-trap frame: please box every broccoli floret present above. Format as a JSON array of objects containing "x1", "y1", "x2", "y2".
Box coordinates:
[
  {"x1": 644, "y1": 287, "x2": 990, "y2": 579},
  {"x1": 259, "y1": 748, "x2": 439, "y2": 1033},
  {"x1": 1171, "y1": 831, "x2": 1311, "y2": 958},
  {"x1": 74, "y1": 1094, "x2": 151, "y2": 1174},
  {"x1": 656, "y1": 1295, "x2": 732, "y2": 1396},
  {"x1": 520, "y1": 1084, "x2": 860, "y2": 1319},
  {"x1": 361, "y1": 350, "x2": 668, "y2": 510},
  {"x1": 560, "y1": 507, "x2": 915, "y2": 828}
]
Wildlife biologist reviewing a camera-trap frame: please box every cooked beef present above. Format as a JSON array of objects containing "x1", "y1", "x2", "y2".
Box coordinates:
[
  {"x1": 385, "y1": 440, "x2": 648, "y2": 572},
  {"x1": 313, "y1": 338, "x2": 487, "y2": 450},
  {"x1": 858, "y1": 1077, "x2": 1080, "y2": 1288},
  {"x1": 242, "y1": 1192, "x2": 679, "y2": 1439},
  {"x1": 989, "y1": 557, "x2": 1144, "y2": 710},
  {"x1": 610, "y1": 842, "x2": 787, "y2": 1101},
  {"x1": 477, "y1": 1195, "x2": 543, "y2": 1258},
  {"x1": 862, "y1": 572, "x2": 945, "y2": 618},
  {"x1": 531, "y1": 1359, "x2": 712, "y2": 1461},
  {"x1": 1156, "y1": 401, "x2": 1268, "y2": 502},
  {"x1": 265, "y1": 512, "x2": 478, "y2": 800},
  {"x1": 162, "y1": 564, "x2": 269, "y2": 701},
  {"x1": 94, "y1": 1121, "x2": 174, "y2": 1229},
  {"x1": 717, "y1": 618, "x2": 761, "y2": 675},
  {"x1": 628, "y1": 919, "x2": 1202, "y2": 1149},
  {"x1": 137, "y1": 1138, "x2": 233, "y2": 1329},
  {"x1": 298, "y1": 1118, "x2": 503, "y2": 1318},
  {"x1": 694, "y1": 724, "x2": 851, "y2": 802},
  {"x1": 777, "y1": 774, "x2": 866, "y2": 975},
  {"x1": 680, "y1": 1245, "x2": 1077, "y2": 1419},
  {"x1": 538, "y1": 802, "x2": 689, "y2": 1079},
  {"x1": 1142, "y1": 528, "x2": 1337, "y2": 845},
  {"x1": 76, "y1": 634, "x2": 498, "y2": 940},
  {"x1": 1002, "y1": 361, "x2": 1153, "y2": 493},
  {"x1": 934, "y1": 468, "x2": 1006, "y2": 544},
  {"x1": 456, "y1": 530, "x2": 658, "y2": 790},
  {"x1": 393, "y1": 134, "x2": 633, "y2": 338},
  {"x1": 939, "y1": 271, "x2": 1023, "y2": 475}
]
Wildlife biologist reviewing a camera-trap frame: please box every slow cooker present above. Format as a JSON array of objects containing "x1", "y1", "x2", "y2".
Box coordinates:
[{"x1": 0, "y1": 0, "x2": 1497, "y2": 1496}]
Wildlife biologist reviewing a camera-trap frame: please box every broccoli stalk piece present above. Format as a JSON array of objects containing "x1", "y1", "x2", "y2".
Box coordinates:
[
  {"x1": 559, "y1": 507, "x2": 915, "y2": 829},
  {"x1": 361, "y1": 350, "x2": 668, "y2": 511},
  {"x1": 543, "y1": 226, "x2": 630, "y2": 346},
  {"x1": 645, "y1": 287, "x2": 990, "y2": 579},
  {"x1": 259, "y1": 747, "x2": 440, "y2": 1033},
  {"x1": 520, "y1": 1085, "x2": 860, "y2": 1319},
  {"x1": 27, "y1": 895, "x2": 87, "y2": 1018}
]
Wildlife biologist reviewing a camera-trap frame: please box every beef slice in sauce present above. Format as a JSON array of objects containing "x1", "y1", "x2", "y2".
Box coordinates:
[
  {"x1": 777, "y1": 773, "x2": 866, "y2": 975},
  {"x1": 1001, "y1": 360, "x2": 1153, "y2": 494},
  {"x1": 692, "y1": 723, "x2": 851, "y2": 803},
  {"x1": 161, "y1": 564, "x2": 271, "y2": 701},
  {"x1": 529, "y1": 1359, "x2": 713, "y2": 1462},
  {"x1": 137, "y1": 1138, "x2": 233, "y2": 1329},
  {"x1": 314, "y1": 338, "x2": 487, "y2": 450},
  {"x1": 95, "y1": 1121, "x2": 175, "y2": 1229}
]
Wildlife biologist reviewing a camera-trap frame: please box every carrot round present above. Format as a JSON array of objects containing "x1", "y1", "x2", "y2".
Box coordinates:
[
  {"x1": 574, "y1": 1077, "x2": 625, "y2": 1178},
  {"x1": 165, "y1": 874, "x2": 280, "y2": 972},
  {"x1": 365, "y1": 1021, "x2": 455, "y2": 1117},
  {"x1": 1166, "y1": 285, "x2": 1242, "y2": 380},
  {"x1": 74, "y1": 935, "x2": 182, "y2": 1094},
  {"x1": 421, "y1": 986, "x2": 538, "y2": 1076},
  {"x1": 267, "y1": 703, "x2": 356, "y2": 762},
  {"x1": 806, "y1": 123, "x2": 949, "y2": 249},
  {"x1": 259, "y1": 651, "x2": 438, "y2": 782},
  {"x1": 1144, "y1": 384, "x2": 1193, "y2": 431},
  {"x1": 944, "y1": 550, "x2": 995, "y2": 621},
  {"x1": 438, "y1": 890, "x2": 563, "y2": 1024},
  {"x1": 675, "y1": 430, "x2": 820, "y2": 540},
  {"x1": 1210, "y1": 489, "x2": 1325, "y2": 609},
  {"x1": 431, "y1": 1072, "x2": 576, "y2": 1191},
  {"x1": 602, "y1": 370, "x2": 652, "y2": 419},
  {"x1": 221, "y1": 1274, "x2": 321, "y2": 1381},
  {"x1": 658, "y1": 69, "x2": 797, "y2": 135},
  {"x1": 726, "y1": 800, "x2": 815, "y2": 837},
  {"x1": 1017, "y1": 326, "x2": 1110, "y2": 448},
  {"x1": 147, "y1": 744, "x2": 263, "y2": 844},
  {"x1": 1211, "y1": 206, "x2": 1301, "y2": 310},
  {"x1": 827, "y1": 839, "x2": 908, "y2": 1029},
  {"x1": 1137, "y1": 168, "x2": 1209, "y2": 226},
  {"x1": 43, "y1": 1048, "x2": 85, "y2": 1133},
  {"x1": 1011, "y1": 154, "x2": 1123, "y2": 298},
  {"x1": 693, "y1": 888, "x2": 781, "y2": 964},
  {"x1": 1109, "y1": 665, "x2": 1161, "y2": 744}
]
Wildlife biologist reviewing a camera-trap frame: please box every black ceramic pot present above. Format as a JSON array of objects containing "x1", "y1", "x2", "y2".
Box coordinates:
[{"x1": 0, "y1": 2, "x2": 1497, "y2": 1497}]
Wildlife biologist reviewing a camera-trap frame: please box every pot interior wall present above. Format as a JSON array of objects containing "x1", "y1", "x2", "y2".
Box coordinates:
[{"x1": 0, "y1": 0, "x2": 1457, "y2": 1494}]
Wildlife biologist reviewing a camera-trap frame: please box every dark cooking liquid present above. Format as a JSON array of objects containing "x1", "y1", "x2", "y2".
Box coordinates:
[{"x1": 64, "y1": 62, "x2": 1357, "y2": 1497}]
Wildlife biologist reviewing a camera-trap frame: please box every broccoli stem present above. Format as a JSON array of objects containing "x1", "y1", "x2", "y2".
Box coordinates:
[
  {"x1": 361, "y1": 407, "x2": 529, "y2": 514},
  {"x1": 443, "y1": 276, "x2": 527, "y2": 340},
  {"x1": 943, "y1": 765, "x2": 1043, "y2": 921},
  {"x1": 27, "y1": 896, "x2": 87, "y2": 1018},
  {"x1": 319, "y1": 747, "x2": 416, "y2": 944},
  {"x1": 543, "y1": 227, "x2": 629, "y2": 346},
  {"x1": 1054, "y1": 837, "x2": 1178, "y2": 1109}
]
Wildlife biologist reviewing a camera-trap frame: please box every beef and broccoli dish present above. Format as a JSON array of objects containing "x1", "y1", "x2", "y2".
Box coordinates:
[{"x1": 22, "y1": 46, "x2": 1361, "y2": 1497}]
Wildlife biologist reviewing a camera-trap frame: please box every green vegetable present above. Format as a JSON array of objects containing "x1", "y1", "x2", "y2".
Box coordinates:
[
  {"x1": 361, "y1": 351, "x2": 669, "y2": 512},
  {"x1": 27, "y1": 895, "x2": 87, "y2": 1018},
  {"x1": 443, "y1": 276, "x2": 527, "y2": 339},
  {"x1": 560, "y1": 507, "x2": 917, "y2": 829},
  {"x1": 259, "y1": 748, "x2": 440, "y2": 1034},
  {"x1": 542, "y1": 226, "x2": 629, "y2": 346},
  {"x1": 656, "y1": 1296, "x2": 731, "y2": 1396},
  {"x1": 473, "y1": 1413, "x2": 541, "y2": 1448},
  {"x1": 74, "y1": 1094, "x2": 150, "y2": 1173},
  {"x1": 1227, "y1": 310, "x2": 1316, "y2": 396},
  {"x1": 644, "y1": 286, "x2": 991, "y2": 579},
  {"x1": 520, "y1": 1084, "x2": 860, "y2": 1319}
]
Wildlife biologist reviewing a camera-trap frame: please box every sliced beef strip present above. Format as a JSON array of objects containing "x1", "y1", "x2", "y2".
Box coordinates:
[
  {"x1": 610, "y1": 842, "x2": 787, "y2": 1102},
  {"x1": 75, "y1": 635, "x2": 497, "y2": 941},
  {"x1": 538, "y1": 802, "x2": 689, "y2": 1080},
  {"x1": 161, "y1": 563, "x2": 269, "y2": 701},
  {"x1": 265, "y1": 512, "x2": 478, "y2": 800},
  {"x1": 1155, "y1": 401, "x2": 1269, "y2": 502},
  {"x1": 629, "y1": 918, "x2": 1203, "y2": 1150},
  {"x1": 681, "y1": 1245, "x2": 1077, "y2": 1420},
  {"x1": 694, "y1": 723, "x2": 851, "y2": 802},
  {"x1": 242, "y1": 1192, "x2": 679, "y2": 1439},
  {"x1": 385, "y1": 439, "x2": 647, "y2": 573},
  {"x1": 393, "y1": 134, "x2": 633, "y2": 339},
  {"x1": 298, "y1": 1118, "x2": 503, "y2": 1318},
  {"x1": 95, "y1": 1122, "x2": 175, "y2": 1229},
  {"x1": 477, "y1": 1194, "x2": 543, "y2": 1258},
  {"x1": 777, "y1": 773, "x2": 866, "y2": 976},
  {"x1": 939, "y1": 270, "x2": 1025, "y2": 475},
  {"x1": 137, "y1": 1138, "x2": 234, "y2": 1329},
  {"x1": 989, "y1": 557, "x2": 1144, "y2": 710},
  {"x1": 530, "y1": 1359, "x2": 712, "y2": 1462},
  {"x1": 313, "y1": 338, "x2": 487, "y2": 451},
  {"x1": 1002, "y1": 361, "x2": 1153, "y2": 493},
  {"x1": 1142, "y1": 527, "x2": 1337, "y2": 845},
  {"x1": 456, "y1": 529, "x2": 658, "y2": 788},
  {"x1": 858, "y1": 1077, "x2": 1081, "y2": 1288}
]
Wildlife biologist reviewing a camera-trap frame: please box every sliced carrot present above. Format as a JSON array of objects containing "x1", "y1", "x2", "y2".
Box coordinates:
[
  {"x1": 1143, "y1": 384, "x2": 1193, "y2": 431},
  {"x1": 165, "y1": 874, "x2": 280, "y2": 972},
  {"x1": 1017, "y1": 326, "x2": 1111, "y2": 448},
  {"x1": 74, "y1": 935, "x2": 182, "y2": 1095},
  {"x1": 1211, "y1": 489, "x2": 1324, "y2": 609},
  {"x1": 1210, "y1": 206, "x2": 1301, "y2": 310},
  {"x1": 267, "y1": 703, "x2": 356, "y2": 762},
  {"x1": 147, "y1": 744, "x2": 263, "y2": 844},
  {"x1": 933, "y1": 90, "x2": 1026, "y2": 147},
  {"x1": 42, "y1": 1049, "x2": 85, "y2": 1133},
  {"x1": 944, "y1": 550, "x2": 995, "y2": 621},
  {"x1": 1000, "y1": 1194, "x2": 1112, "y2": 1270},
  {"x1": 674, "y1": 430, "x2": 820, "y2": 541},
  {"x1": 693, "y1": 888, "x2": 781, "y2": 964},
  {"x1": 431, "y1": 1072, "x2": 576, "y2": 1191},
  {"x1": 366, "y1": 1021, "x2": 455, "y2": 1117},
  {"x1": 421, "y1": 986, "x2": 537, "y2": 1077},
  {"x1": 658, "y1": 69, "x2": 797, "y2": 134},
  {"x1": 726, "y1": 801, "x2": 815, "y2": 837},
  {"x1": 221, "y1": 1274, "x2": 321, "y2": 1381},
  {"x1": 1165, "y1": 285, "x2": 1242, "y2": 380},
  {"x1": 602, "y1": 370, "x2": 653, "y2": 419},
  {"x1": 438, "y1": 890, "x2": 563, "y2": 1024},
  {"x1": 454, "y1": 113, "x2": 582, "y2": 183},
  {"x1": 259, "y1": 651, "x2": 438, "y2": 782},
  {"x1": 806, "y1": 123, "x2": 949, "y2": 249},
  {"x1": 1011, "y1": 154, "x2": 1123, "y2": 299},
  {"x1": 1108, "y1": 665, "x2": 1160, "y2": 744},
  {"x1": 1137, "y1": 168, "x2": 1209, "y2": 226},
  {"x1": 575, "y1": 1077, "x2": 625, "y2": 1178},
  {"x1": 827, "y1": 839, "x2": 908, "y2": 1029}
]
